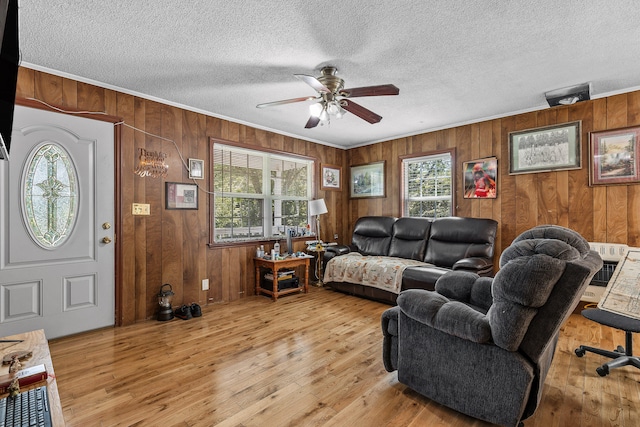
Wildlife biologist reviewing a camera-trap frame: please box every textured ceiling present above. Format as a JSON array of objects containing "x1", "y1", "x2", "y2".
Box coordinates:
[{"x1": 18, "y1": 1, "x2": 640, "y2": 148}]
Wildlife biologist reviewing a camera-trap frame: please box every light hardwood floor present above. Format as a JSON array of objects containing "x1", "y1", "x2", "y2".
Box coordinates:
[{"x1": 48, "y1": 287, "x2": 640, "y2": 426}]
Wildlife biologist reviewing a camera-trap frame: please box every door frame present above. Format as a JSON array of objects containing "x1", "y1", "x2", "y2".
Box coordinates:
[{"x1": 15, "y1": 98, "x2": 124, "y2": 327}]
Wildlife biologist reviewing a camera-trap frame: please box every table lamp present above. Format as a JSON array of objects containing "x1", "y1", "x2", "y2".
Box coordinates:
[{"x1": 308, "y1": 199, "x2": 328, "y2": 243}]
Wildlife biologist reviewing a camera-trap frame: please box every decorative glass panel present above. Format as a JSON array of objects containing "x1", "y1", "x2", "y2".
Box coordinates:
[{"x1": 23, "y1": 143, "x2": 78, "y2": 248}]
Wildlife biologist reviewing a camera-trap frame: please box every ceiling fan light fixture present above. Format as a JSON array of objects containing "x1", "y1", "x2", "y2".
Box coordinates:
[
  {"x1": 257, "y1": 66, "x2": 399, "y2": 129},
  {"x1": 319, "y1": 107, "x2": 329, "y2": 123},
  {"x1": 327, "y1": 100, "x2": 344, "y2": 118},
  {"x1": 309, "y1": 102, "x2": 323, "y2": 118}
]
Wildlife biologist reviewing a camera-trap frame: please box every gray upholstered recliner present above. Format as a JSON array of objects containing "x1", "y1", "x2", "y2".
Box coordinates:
[{"x1": 381, "y1": 225, "x2": 603, "y2": 427}]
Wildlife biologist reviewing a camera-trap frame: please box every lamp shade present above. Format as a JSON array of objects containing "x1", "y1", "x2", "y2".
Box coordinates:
[{"x1": 309, "y1": 199, "x2": 328, "y2": 216}]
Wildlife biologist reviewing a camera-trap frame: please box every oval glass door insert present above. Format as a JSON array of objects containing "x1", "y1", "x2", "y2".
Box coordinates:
[{"x1": 22, "y1": 142, "x2": 79, "y2": 249}]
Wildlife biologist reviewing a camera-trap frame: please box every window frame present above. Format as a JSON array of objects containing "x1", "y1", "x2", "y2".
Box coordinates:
[
  {"x1": 400, "y1": 148, "x2": 456, "y2": 218},
  {"x1": 209, "y1": 138, "x2": 316, "y2": 246}
]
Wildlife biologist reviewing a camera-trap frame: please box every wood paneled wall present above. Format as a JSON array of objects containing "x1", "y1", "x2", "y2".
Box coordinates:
[
  {"x1": 348, "y1": 92, "x2": 640, "y2": 263},
  {"x1": 15, "y1": 67, "x2": 640, "y2": 324},
  {"x1": 16, "y1": 68, "x2": 349, "y2": 324}
]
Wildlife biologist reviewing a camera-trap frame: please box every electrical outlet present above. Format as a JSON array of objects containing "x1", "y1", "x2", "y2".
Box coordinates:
[
  {"x1": 334, "y1": 234, "x2": 339, "y2": 240},
  {"x1": 202, "y1": 279, "x2": 209, "y2": 290}
]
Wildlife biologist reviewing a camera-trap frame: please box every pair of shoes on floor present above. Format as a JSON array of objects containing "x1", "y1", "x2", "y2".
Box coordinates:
[
  {"x1": 175, "y1": 303, "x2": 202, "y2": 320},
  {"x1": 190, "y1": 302, "x2": 202, "y2": 317}
]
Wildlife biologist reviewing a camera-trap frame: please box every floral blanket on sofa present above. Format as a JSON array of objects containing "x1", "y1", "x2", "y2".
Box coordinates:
[{"x1": 324, "y1": 252, "x2": 427, "y2": 294}]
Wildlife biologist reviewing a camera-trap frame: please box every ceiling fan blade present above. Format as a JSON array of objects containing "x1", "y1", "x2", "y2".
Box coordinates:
[
  {"x1": 294, "y1": 74, "x2": 331, "y2": 94},
  {"x1": 341, "y1": 100, "x2": 383, "y2": 124},
  {"x1": 340, "y1": 84, "x2": 399, "y2": 98},
  {"x1": 256, "y1": 96, "x2": 318, "y2": 108},
  {"x1": 304, "y1": 116, "x2": 320, "y2": 129}
]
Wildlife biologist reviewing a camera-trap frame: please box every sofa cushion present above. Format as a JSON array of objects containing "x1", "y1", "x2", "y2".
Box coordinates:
[
  {"x1": 424, "y1": 217, "x2": 497, "y2": 268},
  {"x1": 388, "y1": 217, "x2": 431, "y2": 260},
  {"x1": 325, "y1": 253, "x2": 427, "y2": 294},
  {"x1": 352, "y1": 216, "x2": 396, "y2": 256}
]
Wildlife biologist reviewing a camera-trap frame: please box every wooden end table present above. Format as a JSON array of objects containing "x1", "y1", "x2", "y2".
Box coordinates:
[{"x1": 254, "y1": 256, "x2": 310, "y2": 301}]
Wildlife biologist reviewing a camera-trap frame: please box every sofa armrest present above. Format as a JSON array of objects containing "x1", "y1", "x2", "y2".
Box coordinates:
[
  {"x1": 323, "y1": 244, "x2": 352, "y2": 264},
  {"x1": 452, "y1": 257, "x2": 494, "y2": 275},
  {"x1": 325, "y1": 244, "x2": 352, "y2": 256},
  {"x1": 397, "y1": 289, "x2": 491, "y2": 343}
]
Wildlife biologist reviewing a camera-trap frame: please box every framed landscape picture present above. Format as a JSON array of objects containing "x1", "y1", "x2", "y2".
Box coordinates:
[
  {"x1": 320, "y1": 163, "x2": 342, "y2": 190},
  {"x1": 509, "y1": 121, "x2": 581, "y2": 174},
  {"x1": 350, "y1": 161, "x2": 386, "y2": 198},
  {"x1": 589, "y1": 126, "x2": 640, "y2": 186}
]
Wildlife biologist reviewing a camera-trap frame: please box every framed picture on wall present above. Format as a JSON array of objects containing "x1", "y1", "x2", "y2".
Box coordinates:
[
  {"x1": 188, "y1": 158, "x2": 204, "y2": 180},
  {"x1": 463, "y1": 157, "x2": 497, "y2": 199},
  {"x1": 589, "y1": 125, "x2": 640, "y2": 185},
  {"x1": 508, "y1": 121, "x2": 581, "y2": 174},
  {"x1": 165, "y1": 182, "x2": 198, "y2": 209},
  {"x1": 350, "y1": 161, "x2": 386, "y2": 198},
  {"x1": 320, "y1": 163, "x2": 342, "y2": 190}
]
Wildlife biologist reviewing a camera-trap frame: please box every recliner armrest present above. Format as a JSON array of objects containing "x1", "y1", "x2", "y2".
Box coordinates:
[
  {"x1": 435, "y1": 271, "x2": 493, "y2": 312},
  {"x1": 397, "y1": 289, "x2": 491, "y2": 343},
  {"x1": 452, "y1": 257, "x2": 494, "y2": 275}
]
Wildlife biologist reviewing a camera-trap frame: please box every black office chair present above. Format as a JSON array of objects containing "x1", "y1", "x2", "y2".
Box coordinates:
[{"x1": 575, "y1": 308, "x2": 640, "y2": 376}]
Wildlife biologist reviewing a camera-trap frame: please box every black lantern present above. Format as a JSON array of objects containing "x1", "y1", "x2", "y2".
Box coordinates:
[{"x1": 157, "y1": 283, "x2": 175, "y2": 321}]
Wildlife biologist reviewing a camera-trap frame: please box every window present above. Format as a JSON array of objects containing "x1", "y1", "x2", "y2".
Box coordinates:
[
  {"x1": 212, "y1": 142, "x2": 313, "y2": 243},
  {"x1": 402, "y1": 150, "x2": 454, "y2": 218}
]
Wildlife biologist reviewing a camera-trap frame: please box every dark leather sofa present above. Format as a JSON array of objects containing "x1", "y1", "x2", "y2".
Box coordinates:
[{"x1": 323, "y1": 216, "x2": 498, "y2": 304}]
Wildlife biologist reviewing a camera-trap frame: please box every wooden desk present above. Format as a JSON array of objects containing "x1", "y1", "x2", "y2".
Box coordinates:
[
  {"x1": 254, "y1": 256, "x2": 310, "y2": 301},
  {"x1": 0, "y1": 329, "x2": 65, "y2": 425}
]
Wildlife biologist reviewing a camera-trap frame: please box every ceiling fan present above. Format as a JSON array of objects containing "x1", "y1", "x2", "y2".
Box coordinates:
[{"x1": 256, "y1": 66, "x2": 399, "y2": 129}]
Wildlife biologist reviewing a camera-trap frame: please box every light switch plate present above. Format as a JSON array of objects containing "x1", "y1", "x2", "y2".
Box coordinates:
[{"x1": 132, "y1": 203, "x2": 150, "y2": 215}]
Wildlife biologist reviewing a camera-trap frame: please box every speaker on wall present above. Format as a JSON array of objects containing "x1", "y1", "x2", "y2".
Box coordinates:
[{"x1": 0, "y1": 0, "x2": 19, "y2": 161}]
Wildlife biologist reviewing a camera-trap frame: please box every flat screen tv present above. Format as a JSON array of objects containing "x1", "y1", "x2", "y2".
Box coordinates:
[{"x1": 0, "y1": 0, "x2": 19, "y2": 161}]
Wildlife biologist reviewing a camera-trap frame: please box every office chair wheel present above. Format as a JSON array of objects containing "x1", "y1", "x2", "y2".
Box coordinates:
[
  {"x1": 575, "y1": 348, "x2": 585, "y2": 357},
  {"x1": 615, "y1": 345, "x2": 624, "y2": 353},
  {"x1": 596, "y1": 365, "x2": 609, "y2": 377}
]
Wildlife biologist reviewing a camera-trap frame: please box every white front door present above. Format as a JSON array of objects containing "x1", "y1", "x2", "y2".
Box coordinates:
[{"x1": 0, "y1": 105, "x2": 115, "y2": 339}]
